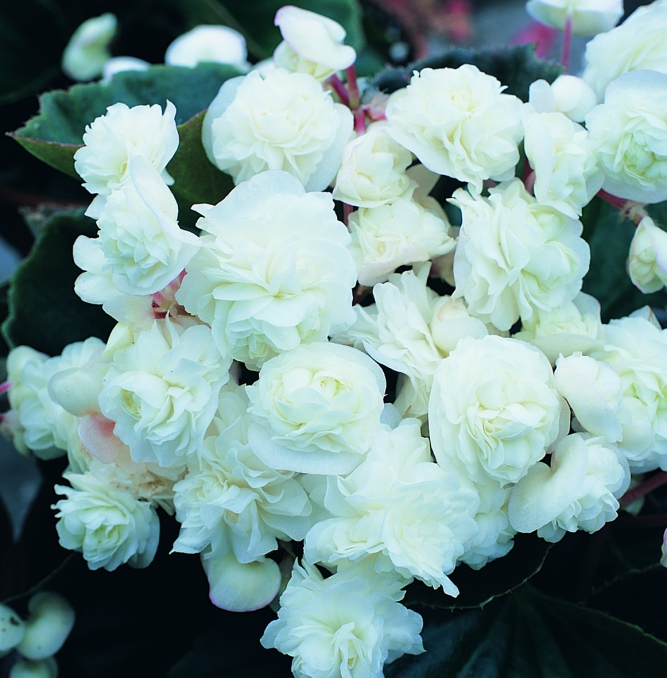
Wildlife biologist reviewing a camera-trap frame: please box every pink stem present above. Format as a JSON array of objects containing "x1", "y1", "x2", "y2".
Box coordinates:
[
  {"x1": 620, "y1": 471, "x2": 667, "y2": 507},
  {"x1": 0, "y1": 381, "x2": 11, "y2": 396},
  {"x1": 597, "y1": 188, "x2": 629, "y2": 211},
  {"x1": 345, "y1": 65, "x2": 360, "y2": 110},
  {"x1": 328, "y1": 74, "x2": 349, "y2": 107},
  {"x1": 354, "y1": 109, "x2": 366, "y2": 134},
  {"x1": 561, "y1": 10, "x2": 573, "y2": 73},
  {"x1": 343, "y1": 203, "x2": 354, "y2": 227}
]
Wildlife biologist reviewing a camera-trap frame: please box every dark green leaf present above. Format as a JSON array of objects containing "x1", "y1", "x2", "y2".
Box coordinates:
[
  {"x1": 371, "y1": 44, "x2": 563, "y2": 102},
  {"x1": 10, "y1": 63, "x2": 242, "y2": 178},
  {"x1": 582, "y1": 197, "x2": 667, "y2": 322},
  {"x1": 0, "y1": 0, "x2": 69, "y2": 104},
  {"x1": 405, "y1": 533, "x2": 551, "y2": 610},
  {"x1": 388, "y1": 586, "x2": 667, "y2": 677},
  {"x1": 168, "y1": 111, "x2": 234, "y2": 220},
  {"x1": 2, "y1": 208, "x2": 115, "y2": 356}
]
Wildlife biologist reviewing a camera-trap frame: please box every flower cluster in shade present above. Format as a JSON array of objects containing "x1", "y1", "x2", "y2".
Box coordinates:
[{"x1": 8, "y1": 3, "x2": 667, "y2": 678}]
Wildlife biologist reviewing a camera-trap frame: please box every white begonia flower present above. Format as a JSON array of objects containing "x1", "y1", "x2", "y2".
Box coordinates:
[
  {"x1": 332, "y1": 123, "x2": 416, "y2": 208},
  {"x1": 173, "y1": 384, "x2": 312, "y2": 561},
  {"x1": 83, "y1": 156, "x2": 201, "y2": 296},
  {"x1": 175, "y1": 171, "x2": 357, "y2": 369},
  {"x1": 523, "y1": 110, "x2": 603, "y2": 219},
  {"x1": 101, "y1": 56, "x2": 150, "y2": 84},
  {"x1": 202, "y1": 69, "x2": 353, "y2": 191},
  {"x1": 165, "y1": 25, "x2": 249, "y2": 70},
  {"x1": 586, "y1": 70, "x2": 667, "y2": 204},
  {"x1": 582, "y1": 0, "x2": 667, "y2": 100},
  {"x1": 451, "y1": 180, "x2": 590, "y2": 332},
  {"x1": 61, "y1": 13, "x2": 117, "y2": 81},
  {"x1": 53, "y1": 471, "x2": 160, "y2": 571},
  {"x1": 246, "y1": 342, "x2": 385, "y2": 476},
  {"x1": 333, "y1": 264, "x2": 446, "y2": 419},
  {"x1": 429, "y1": 335, "x2": 567, "y2": 486},
  {"x1": 628, "y1": 216, "x2": 667, "y2": 293},
  {"x1": 74, "y1": 101, "x2": 179, "y2": 219},
  {"x1": 508, "y1": 433, "x2": 628, "y2": 542},
  {"x1": 550, "y1": 76, "x2": 598, "y2": 123},
  {"x1": 99, "y1": 318, "x2": 231, "y2": 468},
  {"x1": 525, "y1": 0, "x2": 623, "y2": 36},
  {"x1": 512, "y1": 292, "x2": 603, "y2": 363},
  {"x1": 261, "y1": 560, "x2": 424, "y2": 678},
  {"x1": 385, "y1": 65, "x2": 523, "y2": 192},
  {"x1": 273, "y1": 5, "x2": 356, "y2": 79},
  {"x1": 304, "y1": 419, "x2": 479, "y2": 593},
  {"x1": 555, "y1": 353, "x2": 626, "y2": 443},
  {"x1": 348, "y1": 198, "x2": 455, "y2": 286}
]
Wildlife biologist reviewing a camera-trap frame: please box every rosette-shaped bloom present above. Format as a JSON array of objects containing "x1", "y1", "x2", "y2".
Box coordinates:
[
  {"x1": 273, "y1": 6, "x2": 356, "y2": 81},
  {"x1": 165, "y1": 25, "x2": 249, "y2": 70},
  {"x1": 246, "y1": 342, "x2": 385, "y2": 475},
  {"x1": 628, "y1": 216, "x2": 667, "y2": 293},
  {"x1": 429, "y1": 335, "x2": 566, "y2": 485},
  {"x1": 332, "y1": 123, "x2": 416, "y2": 208},
  {"x1": 202, "y1": 69, "x2": 353, "y2": 190},
  {"x1": 76, "y1": 156, "x2": 200, "y2": 297},
  {"x1": 348, "y1": 198, "x2": 455, "y2": 286},
  {"x1": 173, "y1": 385, "x2": 312, "y2": 561},
  {"x1": 586, "y1": 70, "x2": 667, "y2": 204},
  {"x1": 61, "y1": 13, "x2": 117, "y2": 81},
  {"x1": 261, "y1": 561, "x2": 424, "y2": 678},
  {"x1": 451, "y1": 179, "x2": 590, "y2": 331},
  {"x1": 304, "y1": 419, "x2": 479, "y2": 593},
  {"x1": 525, "y1": 0, "x2": 622, "y2": 35},
  {"x1": 176, "y1": 171, "x2": 357, "y2": 369},
  {"x1": 385, "y1": 65, "x2": 523, "y2": 192},
  {"x1": 334, "y1": 265, "x2": 448, "y2": 419},
  {"x1": 74, "y1": 101, "x2": 179, "y2": 218},
  {"x1": 99, "y1": 318, "x2": 231, "y2": 468},
  {"x1": 523, "y1": 110, "x2": 603, "y2": 219},
  {"x1": 53, "y1": 471, "x2": 160, "y2": 571},
  {"x1": 508, "y1": 433, "x2": 628, "y2": 542},
  {"x1": 582, "y1": 0, "x2": 667, "y2": 100}
]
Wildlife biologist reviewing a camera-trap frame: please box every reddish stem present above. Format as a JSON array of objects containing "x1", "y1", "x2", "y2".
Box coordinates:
[
  {"x1": 561, "y1": 10, "x2": 573, "y2": 73},
  {"x1": 0, "y1": 381, "x2": 11, "y2": 396},
  {"x1": 597, "y1": 188, "x2": 629, "y2": 211},
  {"x1": 620, "y1": 471, "x2": 667, "y2": 507},
  {"x1": 327, "y1": 74, "x2": 349, "y2": 107},
  {"x1": 343, "y1": 203, "x2": 354, "y2": 227},
  {"x1": 345, "y1": 65, "x2": 360, "y2": 110},
  {"x1": 354, "y1": 109, "x2": 366, "y2": 134}
]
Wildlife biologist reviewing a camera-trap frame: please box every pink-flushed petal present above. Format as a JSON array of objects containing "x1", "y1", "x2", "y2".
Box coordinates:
[{"x1": 78, "y1": 413, "x2": 124, "y2": 463}]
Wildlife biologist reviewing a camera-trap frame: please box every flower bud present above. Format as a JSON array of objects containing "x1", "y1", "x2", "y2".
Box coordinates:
[
  {"x1": 61, "y1": 13, "x2": 117, "y2": 81},
  {"x1": 0, "y1": 603, "x2": 24, "y2": 653},
  {"x1": 47, "y1": 363, "x2": 107, "y2": 417},
  {"x1": 525, "y1": 0, "x2": 623, "y2": 36},
  {"x1": 628, "y1": 216, "x2": 667, "y2": 294},
  {"x1": 16, "y1": 593, "x2": 74, "y2": 661},
  {"x1": 165, "y1": 26, "x2": 249, "y2": 70},
  {"x1": 9, "y1": 658, "x2": 58, "y2": 678},
  {"x1": 429, "y1": 296, "x2": 487, "y2": 355},
  {"x1": 550, "y1": 75, "x2": 597, "y2": 122}
]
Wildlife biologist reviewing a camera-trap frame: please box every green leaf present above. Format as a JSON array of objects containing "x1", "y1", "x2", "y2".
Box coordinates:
[
  {"x1": 168, "y1": 111, "x2": 235, "y2": 220},
  {"x1": 0, "y1": 0, "x2": 69, "y2": 104},
  {"x1": 10, "y1": 63, "x2": 242, "y2": 178},
  {"x1": 2, "y1": 208, "x2": 115, "y2": 356},
  {"x1": 405, "y1": 533, "x2": 551, "y2": 610},
  {"x1": 371, "y1": 44, "x2": 563, "y2": 102},
  {"x1": 581, "y1": 198, "x2": 667, "y2": 322},
  {"x1": 387, "y1": 586, "x2": 667, "y2": 677}
]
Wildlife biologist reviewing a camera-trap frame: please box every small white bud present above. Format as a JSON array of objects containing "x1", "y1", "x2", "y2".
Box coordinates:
[
  {"x1": 16, "y1": 593, "x2": 74, "y2": 661},
  {"x1": 0, "y1": 603, "x2": 24, "y2": 652},
  {"x1": 9, "y1": 658, "x2": 58, "y2": 678}
]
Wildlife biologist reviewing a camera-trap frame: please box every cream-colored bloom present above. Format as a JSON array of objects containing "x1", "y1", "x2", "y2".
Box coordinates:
[
  {"x1": 53, "y1": 471, "x2": 160, "y2": 571},
  {"x1": 261, "y1": 561, "x2": 424, "y2": 678},
  {"x1": 509, "y1": 433, "x2": 628, "y2": 541},
  {"x1": 99, "y1": 318, "x2": 231, "y2": 468},
  {"x1": 202, "y1": 69, "x2": 353, "y2": 191},
  {"x1": 523, "y1": 110, "x2": 603, "y2": 219},
  {"x1": 176, "y1": 171, "x2": 356, "y2": 369},
  {"x1": 333, "y1": 123, "x2": 415, "y2": 208},
  {"x1": 304, "y1": 419, "x2": 479, "y2": 593},
  {"x1": 74, "y1": 101, "x2": 179, "y2": 218},
  {"x1": 525, "y1": 0, "x2": 622, "y2": 35},
  {"x1": 586, "y1": 70, "x2": 667, "y2": 204},
  {"x1": 274, "y1": 5, "x2": 356, "y2": 79},
  {"x1": 246, "y1": 342, "x2": 385, "y2": 475},
  {"x1": 429, "y1": 335, "x2": 566, "y2": 485},
  {"x1": 165, "y1": 25, "x2": 249, "y2": 70},
  {"x1": 348, "y1": 198, "x2": 455, "y2": 286},
  {"x1": 550, "y1": 75, "x2": 598, "y2": 122},
  {"x1": 628, "y1": 216, "x2": 667, "y2": 293},
  {"x1": 452, "y1": 180, "x2": 590, "y2": 331},
  {"x1": 62, "y1": 13, "x2": 117, "y2": 81},
  {"x1": 583, "y1": 0, "x2": 667, "y2": 100},
  {"x1": 385, "y1": 65, "x2": 523, "y2": 192}
]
